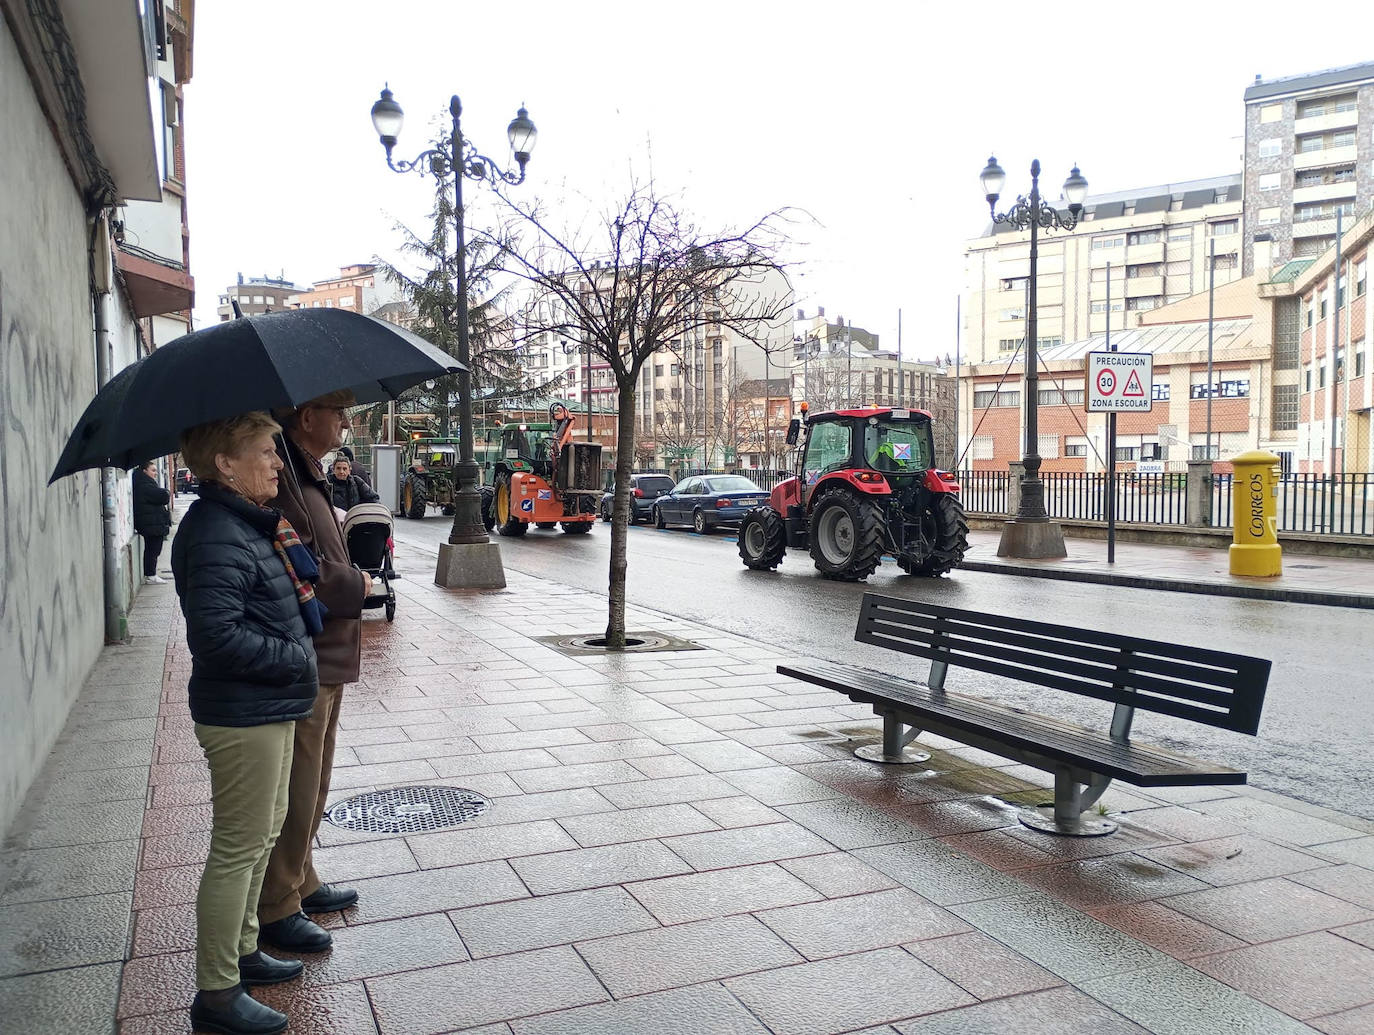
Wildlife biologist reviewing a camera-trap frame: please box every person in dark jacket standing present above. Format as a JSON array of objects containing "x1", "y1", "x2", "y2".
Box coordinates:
[
  {"x1": 257, "y1": 390, "x2": 369, "y2": 953},
  {"x1": 338, "y1": 444, "x2": 371, "y2": 487},
  {"x1": 172, "y1": 411, "x2": 323, "y2": 1035},
  {"x1": 327, "y1": 457, "x2": 379, "y2": 513},
  {"x1": 133, "y1": 461, "x2": 172, "y2": 584}
]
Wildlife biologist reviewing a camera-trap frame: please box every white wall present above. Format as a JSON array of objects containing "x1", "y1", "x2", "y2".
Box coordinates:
[{"x1": 0, "y1": 20, "x2": 106, "y2": 837}]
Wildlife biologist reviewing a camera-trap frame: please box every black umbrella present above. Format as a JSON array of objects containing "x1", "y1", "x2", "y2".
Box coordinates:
[{"x1": 51, "y1": 308, "x2": 464, "y2": 482}]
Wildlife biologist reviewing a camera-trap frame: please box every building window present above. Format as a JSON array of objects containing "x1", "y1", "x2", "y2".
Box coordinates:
[
  {"x1": 1258, "y1": 173, "x2": 1281, "y2": 192},
  {"x1": 1126, "y1": 263, "x2": 1162, "y2": 278},
  {"x1": 1213, "y1": 254, "x2": 1238, "y2": 271},
  {"x1": 1274, "y1": 297, "x2": 1300, "y2": 371},
  {"x1": 1038, "y1": 388, "x2": 1084, "y2": 406},
  {"x1": 1208, "y1": 220, "x2": 1238, "y2": 236},
  {"x1": 1356, "y1": 260, "x2": 1367, "y2": 298},
  {"x1": 1297, "y1": 166, "x2": 1356, "y2": 187},
  {"x1": 1257, "y1": 138, "x2": 1282, "y2": 158},
  {"x1": 1259, "y1": 104, "x2": 1282, "y2": 123},
  {"x1": 1091, "y1": 236, "x2": 1124, "y2": 250},
  {"x1": 1191, "y1": 444, "x2": 1220, "y2": 460},
  {"x1": 670, "y1": 363, "x2": 679, "y2": 375},
  {"x1": 1257, "y1": 207, "x2": 1282, "y2": 226},
  {"x1": 972, "y1": 390, "x2": 1019, "y2": 408},
  {"x1": 998, "y1": 338, "x2": 1021, "y2": 352},
  {"x1": 1000, "y1": 277, "x2": 1028, "y2": 291},
  {"x1": 1127, "y1": 230, "x2": 1161, "y2": 246},
  {"x1": 1152, "y1": 382, "x2": 1170, "y2": 401},
  {"x1": 1356, "y1": 351, "x2": 1366, "y2": 379},
  {"x1": 1090, "y1": 301, "x2": 1124, "y2": 314},
  {"x1": 1064, "y1": 442, "x2": 1088, "y2": 457},
  {"x1": 1305, "y1": 367, "x2": 1312, "y2": 392},
  {"x1": 1126, "y1": 296, "x2": 1161, "y2": 311},
  {"x1": 970, "y1": 435, "x2": 994, "y2": 460},
  {"x1": 339, "y1": 296, "x2": 354, "y2": 307},
  {"x1": 1166, "y1": 228, "x2": 1192, "y2": 242},
  {"x1": 1115, "y1": 446, "x2": 1139, "y2": 461},
  {"x1": 1298, "y1": 94, "x2": 1357, "y2": 118},
  {"x1": 1294, "y1": 200, "x2": 1356, "y2": 223},
  {"x1": 1190, "y1": 379, "x2": 1250, "y2": 399},
  {"x1": 1037, "y1": 434, "x2": 1060, "y2": 459},
  {"x1": 1273, "y1": 384, "x2": 1299, "y2": 431},
  {"x1": 653, "y1": 364, "x2": 663, "y2": 377}
]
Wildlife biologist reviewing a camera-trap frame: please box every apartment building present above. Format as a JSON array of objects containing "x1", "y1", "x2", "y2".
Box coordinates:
[
  {"x1": 216, "y1": 272, "x2": 299, "y2": 320},
  {"x1": 291, "y1": 263, "x2": 392, "y2": 312},
  {"x1": 1243, "y1": 62, "x2": 1374, "y2": 275},
  {"x1": 964, "y1": 175, "x2": 1246, "y2": 367}
]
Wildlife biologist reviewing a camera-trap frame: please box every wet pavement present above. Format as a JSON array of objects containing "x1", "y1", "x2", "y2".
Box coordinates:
[{"x1": 2, "y1": 534, "x2": 1374, "y2": 1034}]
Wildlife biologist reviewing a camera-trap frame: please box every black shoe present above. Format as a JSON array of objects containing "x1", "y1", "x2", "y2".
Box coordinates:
[
  {"x1": 300, "y1": 882, "x2": 358, "y2": 914},
  {"x1": 257, "y1": 911, "x2": 332, "y2": 952},
  {"x1": 238, "y1": 949, "x2": 304, "y2": 987},
  {"x1": 190, "y1": 986, "x2": 287, "y2": 1035}
]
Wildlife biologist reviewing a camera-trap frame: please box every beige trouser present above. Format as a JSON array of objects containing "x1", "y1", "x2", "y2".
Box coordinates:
[
  {"x1": 194, "y1": 720, "x2": 295, "y2": 990},
  {"x1": 258, "y1": 682, "x2": 344, "y2": 924}
]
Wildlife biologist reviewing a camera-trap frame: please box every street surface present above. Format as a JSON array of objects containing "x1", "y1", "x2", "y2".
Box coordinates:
[{"x1": 393, "y1": 515, "x2": 1374, "y2": 820}]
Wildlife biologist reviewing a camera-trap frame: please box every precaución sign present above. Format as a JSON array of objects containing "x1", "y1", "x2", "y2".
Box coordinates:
[{"x1": 1085, "y1": 351, "x2": 1153, "y2": 412}]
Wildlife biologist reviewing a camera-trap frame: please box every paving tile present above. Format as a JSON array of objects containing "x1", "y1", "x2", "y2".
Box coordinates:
[
  {"x1": 346, "y1": 860, "x2": 529, "y2": 923},
  {"x1": 663, "y1": 822, "x2": 836, "y2": 869},
  {"x1": 303, "y1": 914, "x2": 469, "y2": 984},
  {"x1": 0, "y1": 962, "x2": 122, "y2": 1035},
  {"x1": 576, "y1": 914, "x2": 802, "y2": 997},
  {"x1": 555, "y1": 803, "x2": 719, "y2": 848},
  {"x1": 427, "y1": 748, "x2": 562, "y2": 778},
  {"x1": 626, "y1": 862, "x2": 820, "y2": 925},
  {"x1": 1194, "y1": 797, "x2": 1367, "y2": 848},
  {"x1": 950, "y1": 892, "x2": 1171, "y2": 983},
  {"x1": 510, "y1": 982, "x2": 770, "y2": 1035},
  {"x1": 366, "y1": 945, "x2": 607, "y2": 1034},
  {"x1": 1139, "y1": 834, "x2": 1330, "y2": 886},
  {"x1": 1089, "y1": 899, "x2": 1248, "y2": 959},
  {"x1": 1191, "y1": 931, "x2": 1374, "y2": 1019},
  {"x1": 777, "y1": 798, "x2": 958, "y2": 849},
  {"x1": 7, "y1": 798, "x2": 145, "y2": 850},
  {"x1": 687, "y1": 795, "x2": 784, "y2": 829},
  {"x1": 450, "y1": 886, "x2": 659, "y2": 957},
  {"x1": 1080, "y1": 959, "x2": 1320, "y2": 1035},
  {"x1": 1015, "y1": 852, "x2": 1212, "y2": 909},
  {"x1": 116, "y1": 948, "x2": 196, "y2": 1018},
  {"x1": 0, "y1": 892, "x2": 132, "y2": 976},
  {"x1": 595, "y1": 773, "x2": 742, "y2": 809},
  {"x1": 631, "y1": 718, "x2": 727, "y2": 744},
  {"x1": 546, "y1": 738, "x2": 672, "y2": 764},
  {"x1": 1289, "y1": 864, "x2": 1374, "y2": 909},
  {"x1": 718, "y1": 766, "x2": 847, "y2": 805},
  {"x1": 470, "y1": 729, "x2": 594, "y2": 752},
  {"x1": 667, "y1": 740, "x2": 777, "y2": 772},
  {"x1": 938, "y1": 828, "x2": 1062, "y2": 871},
  {"x1": 779, "y1": 852, "x2": 900, "y2": 897},
  {"x1": 1313, "y1": 836, "x2": 1374, "y2": 869},
  {"x1": 0, "y1": 839, "x2": 139, "y2": 904},
  {"x1": 249, "y1": 979, "x2": 380, "y2": 1035},
  {"x1": 726, "y1": 946, "x2": 974, "y2": 1034},
  {"x1": 511, "y1": 840, "x2": 692, "y2": 895},
  {"x1": 1310, "y1": 1003, "x2": 1374, "y2": 1035},
  {"x1": 671, "y1": 698, "x2": 777, "y2": 717},
  {"x1": 132, "y1": 862, "x2": 202, "y2": 910},
  {"x1": 582, "y1": 722, "x2": 660, "y2": 742},
  {"x1": 1335, "y1": 918, "x2": 1374, "y2": 950},
  {"x1": 757, "y1": 888, "x2": 969, "y2": 960},
  {"x1": 1000, "y1": 814, "x2": 1178, "y2": 862},
  {"x1": 140, "y1": 802, "x2": 213, "y2": 838},
  {"x1": 131, "y1": 900, "x2": 197, "y2": 955},
  {"x1": 312, "y1": 838, "x2": 419, "y2": 882},
  {"x1": 329, "y1": 759, "x2": 441, "y2": 790},
  {"x1": 1126, "y1": 804, "x2": 1247, "y2": 842},
  {"x1": 853, "y1": 840, "x2": 1027, "y2": 906},
  {"x1": 1163, "y1": 876, "x2": 1374, "y2": 942},
  {"x1": 904, "y1": 931, "x2": 1063, "y2": 1001},
  {"x1": 892, "y1": 985, "x2": 1148, "y2": 1034},
  {"x1": 462, "y1": 787, "x2": 616, "y2": 826},
  {"x1": 25, "y1": 765, "x2": 150, "y2": 806},
  {"x1": 625, "y1": 753, "x2": 709, "y2": 779},
  {"x1": 508, "y1": 760, "x2": 645, "y2": 793}
]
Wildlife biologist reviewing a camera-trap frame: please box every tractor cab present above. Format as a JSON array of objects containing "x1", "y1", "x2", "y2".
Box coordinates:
[
  {"x1": 794, "y1": 407, "x2": 935, "y2": 507},
  {"x1": 496, "y1": 422, "x2": 555, "y2": 480}
]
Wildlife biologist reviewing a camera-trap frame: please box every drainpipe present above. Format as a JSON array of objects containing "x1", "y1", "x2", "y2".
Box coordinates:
[{"x1": 91, "y1": 213, "x2": 129, "y2": 643}]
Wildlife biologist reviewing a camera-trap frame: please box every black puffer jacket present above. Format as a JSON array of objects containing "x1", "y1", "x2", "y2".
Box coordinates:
[
  {"x1": 171, "y1": 481, "x2": 318, "y2": 726},
  {"x1": 133, "y1": 468, "x2": 171, "y2": 536},
  {"x1": 328, "y1": 473, "x2": 379, "y2": 513}
]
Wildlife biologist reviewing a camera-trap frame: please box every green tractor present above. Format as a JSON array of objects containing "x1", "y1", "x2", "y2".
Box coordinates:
[{"x1": 399, "y1": 437, "x2": 459, "y2": 519}]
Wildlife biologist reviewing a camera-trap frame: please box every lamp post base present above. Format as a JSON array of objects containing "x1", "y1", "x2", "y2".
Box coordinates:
[
  {"x1": 435, "y1": 541, "x2": 507, "y2": 590},
  {"x1": 996, "y1": 518, "x2": 1067, "y2": 559}
]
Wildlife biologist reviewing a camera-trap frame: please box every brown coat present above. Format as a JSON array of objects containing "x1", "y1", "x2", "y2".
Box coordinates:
[{"x1": 270, "y1": 436, "x2": 365, "y2": 684}]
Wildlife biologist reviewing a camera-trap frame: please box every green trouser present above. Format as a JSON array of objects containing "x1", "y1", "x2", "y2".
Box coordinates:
[{"x1": 194, "y1": 720, "x2": 295, "y2": 990}]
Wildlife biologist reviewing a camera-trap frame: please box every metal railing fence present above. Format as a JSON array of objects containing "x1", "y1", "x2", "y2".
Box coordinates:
[{"x1": 1214, "y1": 473, "x2": 1373, "y2": 535}]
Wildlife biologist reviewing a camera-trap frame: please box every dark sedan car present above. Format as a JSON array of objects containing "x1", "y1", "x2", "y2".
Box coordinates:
[
  {"x1": 599, "y1": 473, "x2": 677, "y2": 523},
  {"x1": 653, "y1": 475, "x2": 770, "y2": 534}
]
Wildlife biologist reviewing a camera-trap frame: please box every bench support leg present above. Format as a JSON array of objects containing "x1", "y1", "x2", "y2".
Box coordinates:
[
  {"x1": 855, "y1": 713, "x2": 931, "y2": 765},
  {"x1": 1018, "y1": 770, "x2": 1118, "y2": 837}
]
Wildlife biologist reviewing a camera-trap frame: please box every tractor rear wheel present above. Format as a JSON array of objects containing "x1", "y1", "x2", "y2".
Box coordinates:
[
  {"x1": 808, "y1": 488, "x2": 885, "y2": 581},
  {"x1": 405, "y1": 478, "x2": 427, "y2": 520},
  {"x1": 560, "y1": 521, "x2": 592, "y2": 534},
  {"x1": 738, "y1": 507, "x2": 786, "y2": 571},
  {"x1": 479, "y1": 486, "x2": 495, "y2": 531},
  {"x1": 902, "y1": 494, "x2": 969, "y2": 576},
  {"x1": 492, "y1": 474, "x2": 527, "y2": 537}
]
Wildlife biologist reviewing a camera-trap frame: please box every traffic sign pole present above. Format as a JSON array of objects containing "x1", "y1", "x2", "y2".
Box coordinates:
[{"x1": 1106, "y1": 263, "x2": 1116, "y2": 565}]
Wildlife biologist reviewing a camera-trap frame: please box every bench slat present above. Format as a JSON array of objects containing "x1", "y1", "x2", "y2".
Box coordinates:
[{"x1": 780, "y1": 659, "x2": 1247, "y2": 786}]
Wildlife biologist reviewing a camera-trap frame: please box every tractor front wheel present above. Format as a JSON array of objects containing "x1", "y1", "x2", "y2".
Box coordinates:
[
  {"x1": 902, "y1": 494, "x2": 969, "y2": 576},
  {"x1": 405, "y1": 478, "x2": 427, "y2": 520},
  {"x1": 738, "y1": 507, "x2": 786, "y2": 571},
  {"x1": 492, "y1": 474, "x2": 527, "y2": 538},
  {"x1": 808, "y1": 488, "x2": 885, "y2": 581},
  {"x1": 561, "y1": 521, "x2": 592, "y2": 535},
  {"x1": 479, "y1": 486, "x2": 496, "y2": 531}
]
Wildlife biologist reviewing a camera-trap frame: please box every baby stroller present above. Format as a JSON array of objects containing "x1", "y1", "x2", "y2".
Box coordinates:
[{"x1": 343, "y1": 503, "x2": 396, "y2": 622}]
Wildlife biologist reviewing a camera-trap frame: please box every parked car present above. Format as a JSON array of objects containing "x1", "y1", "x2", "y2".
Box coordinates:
[
  {"x1": 175, "y1": 466, "x2": 198, "y2": 495},
  {"x1": 600, "y1": 473, "x2": 676, "y2": 523},
  {"x1": 653, "y1": 475, "x2": 770, "y2": 534}
]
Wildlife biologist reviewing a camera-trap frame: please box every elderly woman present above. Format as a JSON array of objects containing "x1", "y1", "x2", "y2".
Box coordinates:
[{"x1": 172, "y1": 411, "x2": 323, "y2": 1035}]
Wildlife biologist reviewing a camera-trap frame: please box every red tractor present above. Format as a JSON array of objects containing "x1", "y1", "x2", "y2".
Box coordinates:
[{"x1": 738, "y1": 405, "x2": 968, "y2": 580}]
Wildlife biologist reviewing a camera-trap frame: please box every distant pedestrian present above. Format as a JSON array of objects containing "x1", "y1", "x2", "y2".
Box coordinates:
[
  {"x1": 338, "y1": 444, "x2": 371, "y2": 487},
  {"x1": 172, "y1": 410, "x2": 322, "y2": 1035},
  {"x1": 327, "y1": 457, "x2": 379, "y2": 513},
  {"x1": 133, "y1": 461, "x2": 171, "y2": 584}
]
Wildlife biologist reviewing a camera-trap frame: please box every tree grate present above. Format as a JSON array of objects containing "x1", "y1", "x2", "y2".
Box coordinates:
[{"x1": 324, "y1": 785, "x2": 489, "y2": 833}]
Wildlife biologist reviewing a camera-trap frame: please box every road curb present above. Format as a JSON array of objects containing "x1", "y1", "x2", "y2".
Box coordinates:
[{"x1": 958, "y1": 559, "x2": 1374, "y2": 610}]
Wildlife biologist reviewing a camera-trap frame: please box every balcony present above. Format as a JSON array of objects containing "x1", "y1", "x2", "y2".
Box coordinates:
[
  {"x1": 1294, "y1": 145, "x2": 1357, "y2": 171},
  {"x1": 1294, "y1": 110, "x2": 1358, "y2": 135},
  {"x1": 1125, "y1": 241, "x2": 1164, "y2": 264},
  {"x1": 1292, "y1": 218, "x2": 1339, "y2": 239},
  {"x1": 1293, "y1": 182, "x2": 1357, "y2": 204},
  {"x1": 115, "y1": 245, "x2": 195, "y2": 318},
  {"x1": 1123, "y1": 275, "x2": 1165, "y2": 298}
]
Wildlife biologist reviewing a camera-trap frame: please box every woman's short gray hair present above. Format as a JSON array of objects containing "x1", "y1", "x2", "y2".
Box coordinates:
[{"x1": 179, "y1": 411, "x2": 282, "y2": 482}]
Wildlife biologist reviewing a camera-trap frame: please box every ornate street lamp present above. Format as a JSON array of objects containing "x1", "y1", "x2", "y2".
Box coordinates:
[
  {"x1": 980, "y1": 156, "x2": 1087, "y2": 559},
  {"x1": 371, "y1": 86, "x2": 536, "y2": 587}
]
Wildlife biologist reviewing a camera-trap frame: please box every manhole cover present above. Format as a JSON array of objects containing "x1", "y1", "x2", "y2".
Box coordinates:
[
  {"x1": 534, "y1": 629, "x2": 704, "y2": 655},
  {"x1": 324, "y1": 786, "x2": 489, "y2": 833}
]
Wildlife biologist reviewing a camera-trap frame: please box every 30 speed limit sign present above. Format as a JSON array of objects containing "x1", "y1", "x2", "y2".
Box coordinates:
[{"x1": 1085, "y1": 352, "x2": 1152, "y2": 412}]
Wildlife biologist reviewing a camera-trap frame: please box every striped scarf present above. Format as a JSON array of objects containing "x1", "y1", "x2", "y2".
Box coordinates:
[{"x1": 273, "y1": 517, "x2": 328, "y2": 635}]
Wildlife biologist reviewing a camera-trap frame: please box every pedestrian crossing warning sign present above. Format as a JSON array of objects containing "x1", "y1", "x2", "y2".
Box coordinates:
[{"x1": 1085, "y1": 351, "x2": 1153, "y2": 412}]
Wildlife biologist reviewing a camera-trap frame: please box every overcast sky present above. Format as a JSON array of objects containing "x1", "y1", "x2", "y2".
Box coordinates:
[{"x1": 184, "y1": 0, "x2": 1371, "y2": 360}]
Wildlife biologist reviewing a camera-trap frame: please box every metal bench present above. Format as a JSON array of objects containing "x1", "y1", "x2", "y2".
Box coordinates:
[{"x1": 778, "y1": 593, "x2": 1271, "y2": 836}]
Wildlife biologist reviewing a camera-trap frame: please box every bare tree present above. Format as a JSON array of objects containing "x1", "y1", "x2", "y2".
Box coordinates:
[{"x1": 490, "y1": 184, "x2": 792, "y2": 648}]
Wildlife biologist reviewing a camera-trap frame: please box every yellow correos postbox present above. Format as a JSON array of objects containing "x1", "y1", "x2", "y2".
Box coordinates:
[{"x1": 1229, "y1": 450, "x2": 1282, "y2": 577}]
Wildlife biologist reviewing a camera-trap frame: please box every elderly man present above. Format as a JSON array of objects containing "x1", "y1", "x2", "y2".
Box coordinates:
[{"x1": 257, "y1": 390, "x2": 369, "y2": 953}]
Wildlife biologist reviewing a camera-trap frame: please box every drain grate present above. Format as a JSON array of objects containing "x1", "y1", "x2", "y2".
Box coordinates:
[
  {"x1": 324, "y1": 785, "x2": 489, "y2": 833},
  {"x1": 535, "y1": 629, "x2": 704, "y2": 655}
]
